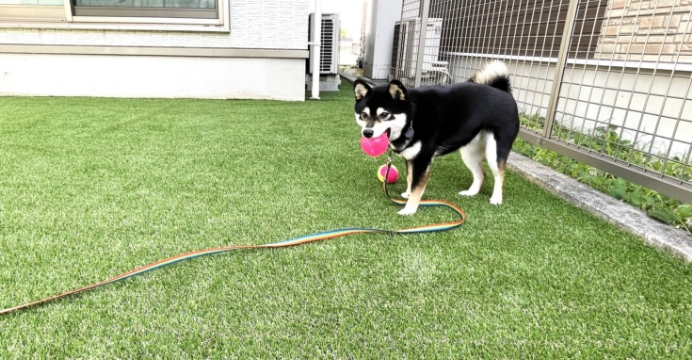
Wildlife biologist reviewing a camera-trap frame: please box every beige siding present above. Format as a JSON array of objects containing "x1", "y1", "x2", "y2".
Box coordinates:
[
  {"x1": 595, "y1": 0, "x2": 692, "y2": 63},
  {"x1": 0, "y1": 0, "x2": 309, "y2": 50}
]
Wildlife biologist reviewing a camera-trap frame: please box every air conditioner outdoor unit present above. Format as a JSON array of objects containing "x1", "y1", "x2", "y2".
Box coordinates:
[
  {"x1": 308, "y1": 13, "x2": 340, "y2": 75},
  {"x1": 393, "y1": 18, "x2": 443, "y2": 81}
]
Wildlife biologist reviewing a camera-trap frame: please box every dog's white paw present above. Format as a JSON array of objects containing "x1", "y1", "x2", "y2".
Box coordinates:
[
  {"x1": 400, "y1": 192, "x2": 409, "y2": 199},
  {"x1": 489, "y1": 196, "x2": 503, "y2": 205},
  {"x1": 458, "y1": 189, "x2": 479, "y2": 197},
  {"x1": 397, "y1": 207, "x2": 417, "y2": 216}
]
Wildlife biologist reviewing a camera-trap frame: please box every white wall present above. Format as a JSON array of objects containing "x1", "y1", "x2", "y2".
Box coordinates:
[
  {"x1": 445, "y1": 55, "x2": 692, "y2": 158},
  {"x1": 0, "y1": 54, "x2": 306, "y2": 101},
  {"x1": 558, "y1": 66, "x2": 692, "y2": 158},
  {"x1": 447, "y1": 56, "x2": 556, "y2": 118}
]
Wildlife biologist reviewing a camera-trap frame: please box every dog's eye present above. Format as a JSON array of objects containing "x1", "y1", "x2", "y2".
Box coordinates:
[
  {"x1": 360, "y1": 112, "x2": 369, "y2": 119},
  {"x1": 380, "y1": 112, "x2": 390, "y2": 119}
]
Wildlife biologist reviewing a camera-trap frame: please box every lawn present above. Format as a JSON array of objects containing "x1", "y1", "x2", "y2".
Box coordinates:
[{"x1": 1, "y1": 84, "x2": 691, "y2": 359}]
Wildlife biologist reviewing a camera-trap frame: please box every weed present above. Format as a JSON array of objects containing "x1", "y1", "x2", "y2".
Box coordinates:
[{"x1": 515, "y1": 113, "x2": 692, "y2": 234}]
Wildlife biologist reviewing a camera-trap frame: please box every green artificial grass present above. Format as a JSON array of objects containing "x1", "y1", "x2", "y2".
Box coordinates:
[{"x1": 1, "y1": 85, "x2": 691, "y2": 359}]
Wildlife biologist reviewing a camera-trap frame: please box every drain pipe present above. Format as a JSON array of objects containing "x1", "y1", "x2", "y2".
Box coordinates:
[{"x1": 310, "y1": 0, "x2": 322, "y2": 100}]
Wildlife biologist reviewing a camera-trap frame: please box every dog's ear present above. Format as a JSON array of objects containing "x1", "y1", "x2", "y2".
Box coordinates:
[
  {"x1": 354, "y1": 79, "x2": 371, "y2": 101},
  {"x1": 388, "y1": 80, "x2": 407, "y2": 101}
]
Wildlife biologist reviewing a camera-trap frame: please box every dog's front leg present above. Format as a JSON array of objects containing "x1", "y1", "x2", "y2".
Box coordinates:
[
  {"x1": 401, "y1": 160, "x2": 413, "y2": 199},
  {"x1": 398, "y1": 156, "x2": 432, "y2": 216}
]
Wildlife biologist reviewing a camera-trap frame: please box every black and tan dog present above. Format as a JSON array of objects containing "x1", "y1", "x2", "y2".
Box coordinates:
[{"x1": 353, "y1": 61, "x2": 519, "y2": 215}]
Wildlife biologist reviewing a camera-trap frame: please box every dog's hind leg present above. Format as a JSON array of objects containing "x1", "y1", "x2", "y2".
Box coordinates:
[
  {"x1": 486, "y1": 133, "x2": 506, "y2": 205},
  {"x1": 459, "y1": 132, "x2": 486, "y2": 197}
]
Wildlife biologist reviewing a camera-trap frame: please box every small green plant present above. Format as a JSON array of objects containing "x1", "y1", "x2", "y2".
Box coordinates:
[{"x1": 515, "y1": 113, "x2": 692, "y2": 234}]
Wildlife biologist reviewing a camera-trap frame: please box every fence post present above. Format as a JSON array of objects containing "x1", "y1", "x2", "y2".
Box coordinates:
[
  {"x1": 413, "y1": 0, "x2": 431, "y2": 88},
  {"x1": 542, "y1": 0, "x2": 580, "y2": 138}
]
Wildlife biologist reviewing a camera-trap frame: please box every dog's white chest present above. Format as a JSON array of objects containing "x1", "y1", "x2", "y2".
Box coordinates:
[{"x1": 399, "y1": 141, "x2": 422, "y2": 160}]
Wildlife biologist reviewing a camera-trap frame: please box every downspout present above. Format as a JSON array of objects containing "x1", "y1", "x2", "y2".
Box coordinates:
[{"x1": 310, "y1": 0, "x2": 322, "y2": 100}]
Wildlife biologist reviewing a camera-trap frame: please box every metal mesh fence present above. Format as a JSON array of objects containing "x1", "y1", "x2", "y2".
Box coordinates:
[
  {"x1": 553, "y1": 0, "x2": 692, "y2": 200},
  {"x1": 392, "y1": 0, "x2": 692, "y2": 203}
]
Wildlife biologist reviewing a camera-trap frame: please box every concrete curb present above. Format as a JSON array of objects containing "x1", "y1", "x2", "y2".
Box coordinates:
[
  {"x1": 508, "y1": 152, "x2": 692, "y2": 262},
  {"x1": 337, "y1": 71, "x2": 386, "y2": 87},
  {"x1": 338, "y1": 71, "x2": 358, "y2": 84}
]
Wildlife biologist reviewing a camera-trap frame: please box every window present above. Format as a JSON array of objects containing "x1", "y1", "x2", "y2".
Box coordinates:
[
  {"x1": 0, "y1": 0, "x2": 228, "y2": 31},
  {"x1": 73, "y1": 0, "x2": 217, "y2": 19},
  {"x1": 0, "y1": 0, "x2": 62, "y2": 3},
  {"x1": 0, "y1": 0, "x2": 63, "y2": 4}
]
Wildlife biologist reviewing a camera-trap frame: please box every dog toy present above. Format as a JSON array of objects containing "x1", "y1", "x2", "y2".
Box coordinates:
[
  {"x1": 377, "y1": 164, "x2": 398, "y2": 184},
  {"x1": 360, "y1": 133, "x2": 389, "y2": 157}
]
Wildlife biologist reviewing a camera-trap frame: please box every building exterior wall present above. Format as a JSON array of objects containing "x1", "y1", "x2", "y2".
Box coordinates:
[
  {"x1": 595, "y1": 0, "x2": 692, "y2": 63},
  {"x1": 0, "y1": 0, "x2": 310, "y2": 100}
]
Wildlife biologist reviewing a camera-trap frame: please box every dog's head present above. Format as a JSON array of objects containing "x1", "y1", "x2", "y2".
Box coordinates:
[{"x1": 353, "y1": 79, "x2": 409, "y2": 141}]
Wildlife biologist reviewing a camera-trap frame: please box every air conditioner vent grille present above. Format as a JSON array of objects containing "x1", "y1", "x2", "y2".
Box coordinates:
[
  {"x1": 320, "y1": 19, "x2": 334, "y2": 72},
  {"x1": 309, "y1": 13, "x2": 340, "y2": 75}
]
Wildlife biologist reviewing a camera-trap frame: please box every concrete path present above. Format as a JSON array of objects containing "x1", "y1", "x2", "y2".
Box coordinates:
[{"x1": 508, "y1": 152, "x2": 692, "y2": 262}]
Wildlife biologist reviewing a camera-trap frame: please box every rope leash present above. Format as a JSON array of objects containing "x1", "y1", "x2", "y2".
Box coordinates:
[{"x1": 0, "y1": 157, "x2": 466, "y2": 316}]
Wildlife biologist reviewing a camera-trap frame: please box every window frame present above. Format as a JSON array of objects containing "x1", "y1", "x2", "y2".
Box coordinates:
[{"x1": 0, "y1": 0, "x2": 229, "y2": 32}]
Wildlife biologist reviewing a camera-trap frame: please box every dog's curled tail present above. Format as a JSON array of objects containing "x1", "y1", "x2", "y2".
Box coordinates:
[{"x1": 468, "y1": 60, "x2": 512, "y2": 93}]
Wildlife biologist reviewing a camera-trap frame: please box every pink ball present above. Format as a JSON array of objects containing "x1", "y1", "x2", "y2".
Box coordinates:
[
  {"x1": 360, "y1": 132, "x2": 389, "y2": 157},
  {"x1": 378, "y1": 164, "x2": 399, "y2": 184}
]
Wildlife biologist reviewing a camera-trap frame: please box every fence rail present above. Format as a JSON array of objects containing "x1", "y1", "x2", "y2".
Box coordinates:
[{"x1": 392, "y1": 0, "x2": 692, "y2": 204}]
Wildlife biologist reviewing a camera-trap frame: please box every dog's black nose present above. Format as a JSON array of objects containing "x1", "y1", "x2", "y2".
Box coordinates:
[{"x1": 362, "y1": 129, "x2": 374, "y2": 138}]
